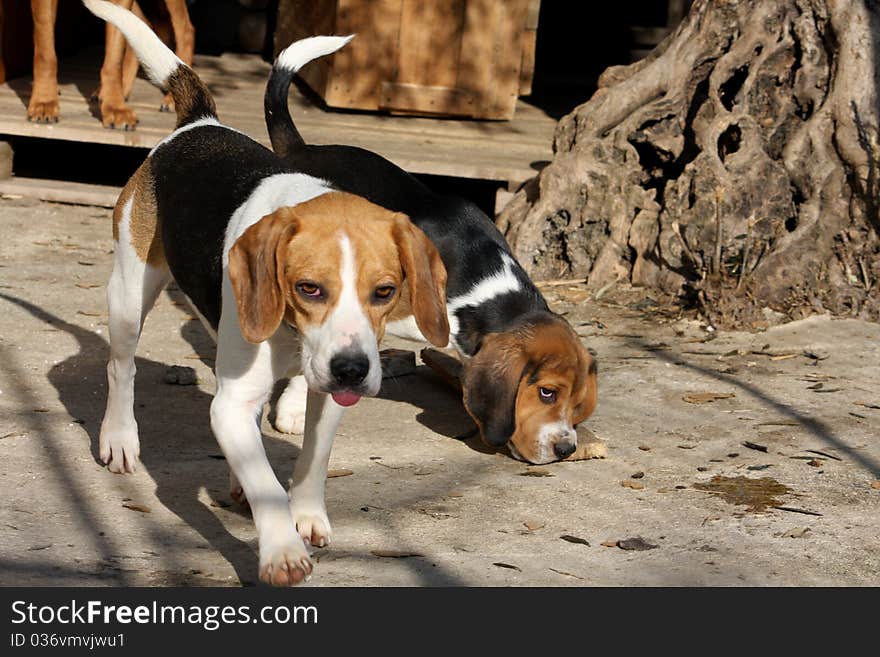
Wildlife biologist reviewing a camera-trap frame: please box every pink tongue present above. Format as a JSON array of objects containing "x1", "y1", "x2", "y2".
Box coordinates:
[{"x1": 331, "y1": 391, "x2": 362, "y2": 407}]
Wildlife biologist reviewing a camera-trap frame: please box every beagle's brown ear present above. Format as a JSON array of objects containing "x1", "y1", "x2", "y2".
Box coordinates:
[
  {"x1": 461, "y1": 332, "x2": 527, "y2": 447},
  {"x1": 573, "y1": 344, "x2": 598, "y2": 424},
  {"x1": 227, "y1": 207, "x2": 299, "y2": 344},
  {"x1": 392, "y1": 215, "x2": 449, "y2": 346}
]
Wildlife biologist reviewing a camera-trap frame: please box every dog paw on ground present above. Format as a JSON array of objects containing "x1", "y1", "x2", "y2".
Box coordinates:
[
  {"x1": 101, "y1": 104, "x2": 139, "y2": 130},
  {"x1": 159, "y1": 92, "x2": 175, "y2": 112},
  {"x1": 27, "y1": 99, "x2": 59, "y2": 123},
  {"x1": 99, "y1": 426, "x2": 140, "y2": 474},
  {"x1": 259, "y1": 541, "x2": 313, "y2": 586},
  {"x1": 291, "y1": 502, "x2": 332, "y2": 548}
]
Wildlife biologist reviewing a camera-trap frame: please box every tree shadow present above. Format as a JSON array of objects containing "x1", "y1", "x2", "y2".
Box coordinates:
[
  {"x1": 377, "y1": 366, "x2": 493, "y2": 457},
  {"x1": 0, "y1": 292, "x2": 261, "y2": 586},
  {"x1": 630, "y1": 338, "x2": 880, "y2": 478},
  {"x1": 1, "y1": 291, "x2": 483, "y2": 586}
]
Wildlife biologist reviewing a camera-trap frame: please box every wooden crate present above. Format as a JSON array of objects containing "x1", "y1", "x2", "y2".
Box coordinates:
[{"x1": 274, "y1": 0, "x2": 540, "y2": 120}]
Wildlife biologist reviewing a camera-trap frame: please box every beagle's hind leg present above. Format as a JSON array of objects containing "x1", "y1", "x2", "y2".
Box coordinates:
[{"x1": 100, "y1": 180, "x2": 170, "y2": 473}]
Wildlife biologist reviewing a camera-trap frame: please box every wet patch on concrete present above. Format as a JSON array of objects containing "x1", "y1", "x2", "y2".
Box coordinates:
[{"x1": 694, "y1": 475, "x2": 793, "y2": 512}]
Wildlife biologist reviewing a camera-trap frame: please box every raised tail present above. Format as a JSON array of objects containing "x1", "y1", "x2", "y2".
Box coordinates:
[
  {"x1": 82, "y1": 0, "x2": 215, "y2": 127},
  {"x1": 264, "y1": 35, "x2": 354, "y2": 157}
]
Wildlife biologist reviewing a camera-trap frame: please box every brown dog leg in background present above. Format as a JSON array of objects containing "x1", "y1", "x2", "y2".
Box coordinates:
[
  {"x1": 97, "y1": 0, "x2": 138, "y2": 128},
  {"x1": 27, "y1": 0, "x2": 194, "y2": 128},
  {"x1": 158, "y1": 0, "x2": 195, "y2": 112},
  {"x1": 98, "y1": 0, "x2": 194, "y2": 128},
  {"x1": 28, "y1": 0, "x2": 59, "y2": 123}
]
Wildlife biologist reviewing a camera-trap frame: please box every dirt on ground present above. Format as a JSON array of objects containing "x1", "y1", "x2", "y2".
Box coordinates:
[{"x1": 0, "y1": 196, "x2": 878, "y2": 587}]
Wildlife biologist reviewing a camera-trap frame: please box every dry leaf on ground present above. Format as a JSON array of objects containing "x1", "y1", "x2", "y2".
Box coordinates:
[
  {"x1": 327, "y1": 469, "x2": 353, "y2": 478},
  {"x1": 371, "y1": 550, "x2": 423, "y2": 558},
  {"x1": 683, "y1": 392, "x2": 736, "y2": 404},
  {"x1": 122, "y1": 503, "x2": 151, "y2": 513}
]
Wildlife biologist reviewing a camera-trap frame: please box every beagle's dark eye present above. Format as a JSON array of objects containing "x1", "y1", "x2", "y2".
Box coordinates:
[
  {"x1": 538, "y1": 387, "x2": 557, "y2": 404},
  {"x1": 296, "y1": 281, "x2": 323, "y2": 299},
  {"x1": 373, "y1": 285, "x2": 396, "y2": 302}
]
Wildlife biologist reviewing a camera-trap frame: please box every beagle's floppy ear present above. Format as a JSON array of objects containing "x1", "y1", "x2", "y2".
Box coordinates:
[
  {"x1": 227, "y1": 207, "x2": 299, "y2": 344},
  {"x1": 461, "y1": 332, "x2": 528, "y2": 447},
  {"x1": 573, "y1": 344, "x2": 598, "y2": 424},
  {"x1": 392, "y1": 215, "x2": 449, "y2": 346}
]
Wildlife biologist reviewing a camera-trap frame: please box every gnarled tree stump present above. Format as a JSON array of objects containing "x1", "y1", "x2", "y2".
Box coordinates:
[{"x1": 499, "y1": 0, "x2": 880, "y2": 327}]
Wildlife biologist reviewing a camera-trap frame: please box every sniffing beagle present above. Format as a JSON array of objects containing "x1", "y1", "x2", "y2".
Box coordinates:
[
  {"x1": 264, "y1": 37, "x2": 598, "y2": 465},
  {"x1": 83, "y1": 1, "x2": 448, "y2": 586}
]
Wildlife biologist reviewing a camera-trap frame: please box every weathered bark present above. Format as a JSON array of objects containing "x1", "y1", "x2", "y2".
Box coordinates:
[{"x1": 499, "y1": 0, "x2": 880, "y2": 327}]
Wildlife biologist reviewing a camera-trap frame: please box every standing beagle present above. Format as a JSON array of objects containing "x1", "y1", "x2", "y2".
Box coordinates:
[
  {"x1": 83, "y1": 1, "x2": 447, "y2": 586},
  {"x1": 264, "y1": 37, "x2": 598, "y2": 465}
]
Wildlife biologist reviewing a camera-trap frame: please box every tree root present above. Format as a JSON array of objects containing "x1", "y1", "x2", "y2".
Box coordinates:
[{"x1": 500, "y1": 0, "x2": 880, "y2": 327}]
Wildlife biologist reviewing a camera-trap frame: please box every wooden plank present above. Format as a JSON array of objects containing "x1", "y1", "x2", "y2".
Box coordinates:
[
  {"x1": 458, "y1": 0, "x2": 500, "y2": 117},
  {"x1": 0, "y1": 49, "x2": 555, "y2": 183},
  {"x1": 273, "y1": 0, "x2": 339, "y2": 97},
  {"x1": 0, "y1": 140, "x2": 11, "y2": 178},
  {"x1": 524, "y1": 0, "x2": 541, "y2": 29},
  {"x1": 519, "y1": 29, "x2": 537, "y2": 96},
  {"x1": 457, "y1": 0, "x2": 529, "y2": 119},
  {"x1": 519, "y1": 0, "x2": 541, "y2": 94},
  {"x1": 272, "y1": 0, "x2": 536, "y2": 120},
  {"x1": 396, "y1": 0, "x2": 464, "y2": 90},
  {"x1": 488, "y1": 0, "x2": 529, "y2": 119},
  {"x1": 328, "y1": 0, "x2": 401, "y2": 109},
  {"x1": 0, "y1": 176, "x2": 120, "y2": 207},
  {"x1": 380, "y1": 81, "x2": 475, "y2": 116},
  {"x1": 273, "y1": 0, "x2": 339, "y2": 56}
]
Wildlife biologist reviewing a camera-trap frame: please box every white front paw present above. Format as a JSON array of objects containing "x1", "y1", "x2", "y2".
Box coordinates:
[
  {"x1": 99, "y1": 422, "x2": 140, "y2": 474},
  {"x1": 290, "y1": 500, "x2": 332, "y2": 548},
  {"x1": 259, "y1": 531, "x2": 313, "y2": 586}
]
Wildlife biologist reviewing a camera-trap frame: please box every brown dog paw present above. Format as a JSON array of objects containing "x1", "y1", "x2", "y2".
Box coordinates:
[
  {"x1": 159, "y1": 92, "x2": 175, "y2": 113},
  {"x1": 27, "y1": 99, "x2": 60, "y2": 123},
  {"x1": 101, "y1": 103, "x2": 139, "y2": 130}
]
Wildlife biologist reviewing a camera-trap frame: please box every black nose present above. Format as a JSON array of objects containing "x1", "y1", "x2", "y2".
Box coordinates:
[
  {"x1": 553, "y1": 441, "x2": 576, "y2": 459},
  {"x1": 330, "y1": 353, "x2": 370, "y2": 387}
]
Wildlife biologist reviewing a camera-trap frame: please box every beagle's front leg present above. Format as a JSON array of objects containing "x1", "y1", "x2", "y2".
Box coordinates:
[
  {"x1": 212, "y1": 331, "x2": 311, "y2": 586},
  {"x1": 288, "y1": 390, "x2": 345, "y2": 548}
]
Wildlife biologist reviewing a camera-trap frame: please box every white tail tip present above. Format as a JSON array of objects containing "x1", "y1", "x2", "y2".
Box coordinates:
[{"x1": 277, "y1": 35, "x2": 355, "y2": 74}]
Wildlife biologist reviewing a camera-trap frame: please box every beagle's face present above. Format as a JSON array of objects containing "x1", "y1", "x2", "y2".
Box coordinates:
[
  {"x1": 228, "y1": 192, "x2": 449, "y2": 406},
  {"x1": 461, "y1": 317, "x2": 597, "y2": 464}
]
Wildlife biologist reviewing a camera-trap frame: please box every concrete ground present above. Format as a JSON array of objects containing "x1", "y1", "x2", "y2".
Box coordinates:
[{"x1": 1, "y1": 196, "x2": 878, "y2": 587}]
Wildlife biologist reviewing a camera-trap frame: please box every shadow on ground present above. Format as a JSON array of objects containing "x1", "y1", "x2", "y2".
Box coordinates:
[{"x1": 1, "y1": 291, "x2": 482, "y2": 586}]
